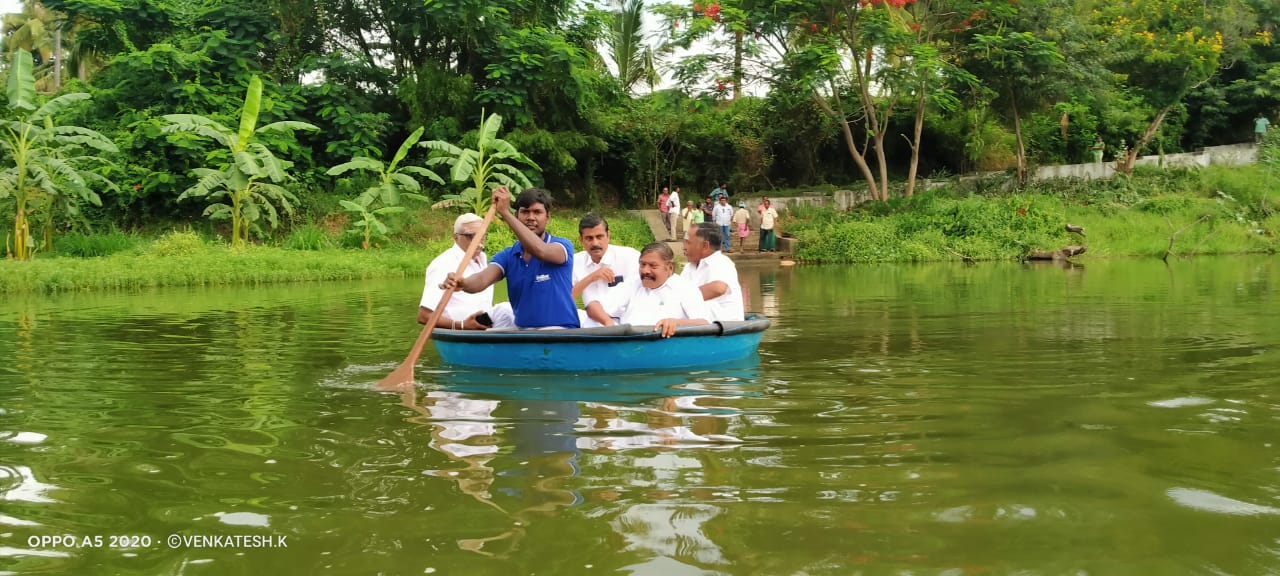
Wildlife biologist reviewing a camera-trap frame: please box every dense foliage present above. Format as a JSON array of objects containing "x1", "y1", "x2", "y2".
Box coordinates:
[{"x1": 0, "y1": 0, "x2": 1277, "y2": 251}]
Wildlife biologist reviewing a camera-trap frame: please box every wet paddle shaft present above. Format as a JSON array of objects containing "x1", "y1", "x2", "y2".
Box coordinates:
[{"x1": 378, "y1": 204, "x2": 497, "y2": 388}]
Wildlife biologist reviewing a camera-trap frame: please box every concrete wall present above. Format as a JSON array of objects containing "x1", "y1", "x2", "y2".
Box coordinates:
[{"x1": 751, "y1": 143, "x2": 1262, "y2": 212}]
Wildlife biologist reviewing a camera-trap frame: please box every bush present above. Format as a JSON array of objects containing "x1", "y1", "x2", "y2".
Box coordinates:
[
  {"x1": 147, "y1": 230, "x2": 206, "y2": 257},
  {"x1": 54, "y1": 231, "x2": 139, "y2": 257},
  {"x1": 284, "y1": 225, "x2": 332, "y2": 251}
]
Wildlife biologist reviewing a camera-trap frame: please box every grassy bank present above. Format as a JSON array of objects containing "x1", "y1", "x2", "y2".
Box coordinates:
[
  {"x1": 0, "y1": 210, "x2": 654, "y2": 293},
  {"x1": 785, "y1": 165, "x2": 1280, "y2": 263}
]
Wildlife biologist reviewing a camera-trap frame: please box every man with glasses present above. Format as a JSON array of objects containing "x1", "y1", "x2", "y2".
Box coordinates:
[{"x1": 419, "y1": 213, "x2": 499, "y2": 330}]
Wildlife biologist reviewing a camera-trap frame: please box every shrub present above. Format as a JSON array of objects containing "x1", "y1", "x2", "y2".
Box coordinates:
[
  {"x1": 284, "y1": 225, "x2": 332, "y2": 251},
  {"x1": 54, "y1": 231, "x2": 139, "y2": 257},
  {"x1": 147, "y1": 230, "x2": 206, "y2": 257}
]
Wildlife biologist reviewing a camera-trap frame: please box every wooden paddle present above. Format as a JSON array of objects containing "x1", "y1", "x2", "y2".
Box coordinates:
[{"x1": 377, "y1": 204, "x2": 497, "y2": 389}]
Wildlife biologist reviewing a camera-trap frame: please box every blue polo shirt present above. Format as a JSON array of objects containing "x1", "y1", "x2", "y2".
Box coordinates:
[{"x1": 491, "y1": 232, "x2": 580, "y2": 328}]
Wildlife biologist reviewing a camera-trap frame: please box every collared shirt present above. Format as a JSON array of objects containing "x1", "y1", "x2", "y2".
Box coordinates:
[
  {"x1": 760, "y1": 207, "x2": 778, "y2": 229},
  {"x1": 491, "y1": 232, "x2": 579, "y2": 328},
  {"x1": 421, "y1": 243, "x2": 493, "y2": 320},
  {"x1": 573, "y1": 244, "x2": 642, "y2": 310},
  {"x1": 733, "y1": 208, "x2": 750, "y2": 225},
  {"x1": 680, "y1": 250, "x2": 745, "y2": 322},
  {"x1": 658, "y1": 193, "x2": 671, "y2": 213},
  {"x1": 596, "y1": 272, "x2": 709, "y2": 325},
  {"x1": 713, "y1": 203, "x2": 734, "y2": 226}
]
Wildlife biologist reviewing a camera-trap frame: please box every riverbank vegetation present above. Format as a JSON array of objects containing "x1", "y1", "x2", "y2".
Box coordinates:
[
  {"x1": 786, "y1": 163, "x2": 1280, "y2": 262},
  {"x1": 0, "y1": 210, "x2": 653, "y2": 293}
]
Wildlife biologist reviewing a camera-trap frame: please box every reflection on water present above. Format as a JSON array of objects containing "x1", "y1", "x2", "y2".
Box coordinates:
[{"x1": 0, "y1": 260, "x2": 1278, "y2": 574}]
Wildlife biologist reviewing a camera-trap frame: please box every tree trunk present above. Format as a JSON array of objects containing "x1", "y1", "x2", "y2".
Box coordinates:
[
  {"x1": 812, "y1": 93, "x2": 879, "y2": 201},
  {"x1": 1116, "y1": 106, "x2": 1171, "y2": 175},
  {"x1": 904, "y1": 80, "x2": 926, "y2": 198},
  {"x1": 733, "y1": 30, "x2": 743, "y2": 101},
  {"x1": 53, "y1": 25, "x2": 62, "y2": 91},
  {"x1": 1012, "y1": 95, "x2": 1026, "y2": 184}
]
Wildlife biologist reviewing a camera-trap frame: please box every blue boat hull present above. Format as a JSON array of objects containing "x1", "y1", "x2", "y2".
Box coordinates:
[{"x1": 430, "y1": 314, "x2": 770, "y2": 372}]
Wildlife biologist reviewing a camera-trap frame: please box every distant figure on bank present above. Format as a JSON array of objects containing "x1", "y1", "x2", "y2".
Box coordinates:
[
  {"x1": 1256, "y1": 113, "x2": 1271, "y2": 144},
  {"x1": 733, "y1": 201, "x2": 751, "y2": 252},
  {"x1": 681, "y1": 223, "x2": 745, "y2": 322},
  {"x1": 758, "y1": 199, "x2": 779, "y2": 253},
  {"x1": 1090, "y1": 136, "x2": 1105, "y2": 164},
  {"x1": 657, "y1": 187, "x2": 673, "y2": 239},
  {"x1": 583, "y1": 243, "x2": 710, "y2": 338},
  {"x1": 669, "y1": 186, "x2": 682, "y2": 237},
  {"x1": 572, "y1": 214, "x2": 641, "y2": 327},
  {"x1": 442, "y1": 187, "x2": 579, "y2": 329},
  {"x1": 681, "y1": 200, "x2": 699, "y2": 240},
  {"x1": 713, "y1": 196, "x2": 734, "y2": 253},
  {"x1": 419, "y1": 212, "x2": 496, "y2": 330},
  {"x1": 701, "y1": 196, "x2": 715, "y2": 223}
]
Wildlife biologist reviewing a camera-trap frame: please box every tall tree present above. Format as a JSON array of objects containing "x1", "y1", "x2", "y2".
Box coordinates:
[
  {"x1": 608, "y1": 0, "x2": 657, "y2": 92},
  {"x1": 1092, "y1": 0, "x2": 1258, "y2": 173}
]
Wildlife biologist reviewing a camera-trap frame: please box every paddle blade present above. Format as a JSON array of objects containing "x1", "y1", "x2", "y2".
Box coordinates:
[{"x1": 376, "y1": 359, "x2": 416, "y2": 390}]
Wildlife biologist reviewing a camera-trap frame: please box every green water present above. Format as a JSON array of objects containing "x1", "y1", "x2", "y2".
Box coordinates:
[{"x1": 1, "y1": 258, "x2": 1278, "y2": 575}]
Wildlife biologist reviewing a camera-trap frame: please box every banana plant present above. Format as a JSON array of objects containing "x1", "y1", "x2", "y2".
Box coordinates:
[
  {"x1": 161, "y1": 76, "x2": 318, "y2": 247},
  {"x1": 327, "y1": 126, "x2": 444, "y2": 247},
  {"x1": 339, "y1": 199, "x2": 404, "y2": 250},
  {"x1": 421, "y1": 111, "x2": 540, "y2": 214},
  {"x1": 0, "y1": 49, "x2": 118, "y2": 260}
]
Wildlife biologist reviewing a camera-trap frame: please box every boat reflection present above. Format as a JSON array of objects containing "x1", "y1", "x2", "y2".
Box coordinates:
[{"x1": 385, "y1": 361, "x2": 762, "y2": 558}]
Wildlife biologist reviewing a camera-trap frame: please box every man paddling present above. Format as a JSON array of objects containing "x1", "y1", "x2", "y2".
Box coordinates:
[
  {"x1": 583, "y1": 243, "x2": 709, "y2": 337},
  {"x1": 442, "y1": 187, "x2": 580, "y2": 329}
]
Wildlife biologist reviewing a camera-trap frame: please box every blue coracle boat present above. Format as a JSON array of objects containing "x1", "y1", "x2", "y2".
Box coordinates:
[{"x1": 431, "y1": 313, "x2": 770, "y2": 371}]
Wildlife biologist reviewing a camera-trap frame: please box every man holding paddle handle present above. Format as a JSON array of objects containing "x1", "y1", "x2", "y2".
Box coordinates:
[{"x1": 441, "y1": 186, "x2": 580, "y2": 329}]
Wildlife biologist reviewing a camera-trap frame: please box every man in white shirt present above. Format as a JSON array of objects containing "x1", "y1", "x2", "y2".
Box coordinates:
[
  {"x1": 668, "y1": 186, "x2": 681, "y2": 237},
  {"x1": 584, "y1": 243, "x2": 710, "y2": 337},
  {"x1": 572, "y1": 214, "x2": 641, "y2": 327},
  {"x1": 712, "y1": 196, "x2": 734, "y2": 252},
  {"x1": 681, "y1": 223, "x2": 745, "y2": 322},
  {"x1": 420, "y1": 213, "x2": 495, "y2": 329}
]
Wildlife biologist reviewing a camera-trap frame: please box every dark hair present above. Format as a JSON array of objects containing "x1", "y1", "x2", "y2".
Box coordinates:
[
  {"x1": 578, "y1": 213, "x2": 608, "y2": 233},
  {"x1": 640, "y1": 242, "x2": 674, "y2": 263},
  {"x1": 694, "y1": 222, "x2": 720, "y2": 249},
  {"x1": 514, "y1": 188, "x2": 554, "y2": 212}
]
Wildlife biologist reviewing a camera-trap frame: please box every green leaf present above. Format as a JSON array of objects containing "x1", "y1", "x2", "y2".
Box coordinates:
[
  {"x1": 339, "y1": 199, "x2": 366, "y2": 213},
  {"x1": 400, "y1": 166, "x2": 445, "y2": 184},
  {"x1": 236, "y1": 76, "x2": 264, "y2": 152},
  {"x1": 477, "y1": 111, "x2": 503, "y2": 150},
  {"x1": 389, "y1": 127, "x2": 425, "y2": 172},
  {"x1": 327, "y1": 157, "x2": 383, "y2": 176},
  {"x1": 7, "y1": 49, "x2": 36, "y2": 111}
]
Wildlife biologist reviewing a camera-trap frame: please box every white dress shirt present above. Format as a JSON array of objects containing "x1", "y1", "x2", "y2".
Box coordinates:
[
  {"x1": 713, "y1": 203, "x2": 735, "y2": 226},
  {"x1": 596, "y1": 272, "x2": 709, "y2": 325},
  {"x1": 573, "y1": 244, "x2": 642, "y2": 309},
  {"x1": 680, "y1": 250, "x2": 745, "y2": 322},
  {"x1": 421, "y1": 243, "x2": 494, "y2": 321}
]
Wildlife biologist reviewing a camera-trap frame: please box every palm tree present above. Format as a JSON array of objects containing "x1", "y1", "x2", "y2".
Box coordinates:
[{"x1": 608, "y1": 0, "x2": 656, "y2": 93}]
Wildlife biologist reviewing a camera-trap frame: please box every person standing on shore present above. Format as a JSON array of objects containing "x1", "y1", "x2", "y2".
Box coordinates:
[
  {"x1": 657, "y1": 187, "x2": 673, "y2": 240},
  {"x1": 758, "y1": 199, "x2": 779, "y2": 253},
  {"x1": 1256, "y1": 113, "x2": 1271, "y2": 144},
  {"x1": 668, "y1": 186, "x2": 682, "y2": 238},
  {"x1": 1090, "y1": 136, "x2": 1105, "y2": 164}
]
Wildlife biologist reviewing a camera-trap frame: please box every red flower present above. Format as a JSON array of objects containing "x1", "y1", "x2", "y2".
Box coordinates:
[
  {"x1": 133, "y1": 183, "x2": 142, "y2": 190},
  {"x1": 911, "y1": 23, "x2": 921, "y2": 31},
  {"x1": 694, "y1": 3, "x2": 702, "y2": 12},
  {"x1": 811, "y1": 23, "x2": 818, "y2": 31}
]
